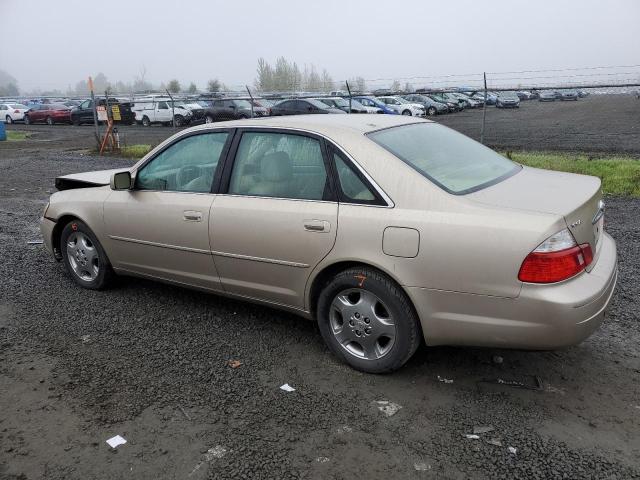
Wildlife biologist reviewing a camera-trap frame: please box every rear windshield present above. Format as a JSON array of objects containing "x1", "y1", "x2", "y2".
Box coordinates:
[{"x1": 367, "y1": 123, "x2": 520, "y2": 194}]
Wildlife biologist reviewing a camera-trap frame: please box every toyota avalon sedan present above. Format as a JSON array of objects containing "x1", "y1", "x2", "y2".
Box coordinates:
[{"x1": 40, "y1": 115, "x2": 617, "y2": 373}]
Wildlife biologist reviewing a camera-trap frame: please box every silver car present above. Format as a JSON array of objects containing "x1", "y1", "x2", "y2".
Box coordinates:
[{"x1": 41, "y1": 115, "x2": 617, "y2": 373}]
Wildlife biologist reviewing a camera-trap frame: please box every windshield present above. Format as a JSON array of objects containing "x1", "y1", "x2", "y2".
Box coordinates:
[
  {"x1": 367, "y1": 123, "x2": 520, "y2": 194},
  {"x1": 308, "y1": 99, "x2": 331, "y2": 109}
]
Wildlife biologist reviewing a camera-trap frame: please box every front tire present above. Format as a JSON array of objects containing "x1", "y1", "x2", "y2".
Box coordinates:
[
  {"x1": 23, "y1": 115, "x2": 30, "y2": 125},
  {"x1": 205, "y1": 115, "x2": 214, "y2": 124},
  {"x1": 317, "y1": 267, "x2": 421, "y2": 373},
  {"x1": 174, "y1": 115, "x2": 184, "y2": 127},
  {"x1": 60, "y1": 220, "x2": 114, "y2": 290},
  {"x1": 46, "y1": 116, "x2": 54, "y2": 125},
  {"x1": 402, "y1": 109, "x2": 412, "y2": 116},
  {"x1": 427, "y1": 106, "x2": 437, "y2": 116}
]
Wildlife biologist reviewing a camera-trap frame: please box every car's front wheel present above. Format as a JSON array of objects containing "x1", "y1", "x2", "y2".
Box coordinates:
[
  {"x1": 23, "y1": 115, "x2": 30, "y2": 125},
  {"x1": 402, "y1": 109, "x2": 412, "y2": 116},
  {"x1": 60, "y1": 220, "x2": 114, "y2": 290},
  {"x1": 427, "y1": 106, "x2": 437, "y2": 116},
  {"x1": 205, "y1": 115, "x2": 214, "y2": 124},
  {"x1": 317, "y1": 267, "x2": 421, "y2": 373},
  {"x1": 46, "y1": 116, "x2": 54, "y2": 125}
]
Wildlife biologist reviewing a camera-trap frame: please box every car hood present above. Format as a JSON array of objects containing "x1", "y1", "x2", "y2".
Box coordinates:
[
  {"x1": 467, "y1": 166, "x2": 603, "y2": 258},
  {"x1": 55, "y1": 168, "x2": 129, "y2": 191}
]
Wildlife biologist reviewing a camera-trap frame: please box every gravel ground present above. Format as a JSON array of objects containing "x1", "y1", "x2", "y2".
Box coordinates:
[{"x1": 1, "y1": 131, "x2": 639, "y2": 479}]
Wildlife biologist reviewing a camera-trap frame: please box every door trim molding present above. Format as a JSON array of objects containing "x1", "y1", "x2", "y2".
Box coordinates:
[
  {"x1": 108, "y1": 235, "x2": 210, "y2": 255},
  {"x1": 211, "y1": 250, "x2": 309, "y2": 268}
]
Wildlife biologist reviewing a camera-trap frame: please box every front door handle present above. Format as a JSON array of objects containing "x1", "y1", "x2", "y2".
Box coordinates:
[
  {"x1": 183, "y1": 210, "x2": 202, "y2": 222},
  {"x1": 304, "y1": 220, "x2": 330, "y2": 233}
]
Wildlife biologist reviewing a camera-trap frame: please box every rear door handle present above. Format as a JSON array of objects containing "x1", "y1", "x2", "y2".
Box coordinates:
[
  {"x1": 304, "y1": 220, "x2": 330, "y2": 233},
  {"x1": 183, "y1": 210, "x2": 202, "y2": 222}
]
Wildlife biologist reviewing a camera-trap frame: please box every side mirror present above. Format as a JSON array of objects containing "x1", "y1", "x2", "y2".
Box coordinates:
[{"x1": 110, "y1": 171, "x2": 132, "y2": 190}]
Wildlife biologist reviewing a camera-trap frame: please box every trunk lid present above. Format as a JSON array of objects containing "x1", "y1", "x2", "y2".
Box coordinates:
[
  {"x1": 467, "y1": 166, "x2": 604, "y2": 270},
  {"x1": 55, "y1": 168, "x2": 128, "y2": 191}
]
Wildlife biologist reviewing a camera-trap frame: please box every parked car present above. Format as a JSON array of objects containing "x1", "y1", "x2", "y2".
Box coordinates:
[
  {"x1": 450, "y1": 92, "x2": 482, "y2": 108},
  {"x1": 24, "y1": 104, "x2": 72, "y2": 125},
  {"x1": 516, "y1": 91, "x2": 532, "y2": 100},
  {"x1": 0, "y1": 103, "x2": 29, "y2": 123},
  {"x1": 42, "y1": 115, "x2": 617, "y2": 373},
  {"x1": 132, "y1": 97, "x2": 193, "y2": 126},
  {"x1": 538, "y1": 91, "x2": 557, "y2": 102},
  {"x1": 578, "y1": 90, "x2": 589, "y2": 98},
  {"x1": 495, "y1": 92, "x2": 520, "y2": 108},
  {"x1": 173, "y1": 101, "x2": 207, "y2": 124},
  {"x1": 353, "y1": 96, "x2": 398, "y2": 115},
  {"x1": 316, "y1": 97, "x2": 369, "y2": 113},
  {"x1": 403, "y1": 94, "x2": 448, "y2": 116},
  {"x1": 270, "y1": 99, "x2": 345, "y2": 116},
  {"x1": 377, "y1": 96, "x2": 425, "y2": 116},
  {"x1": 529, "y1": 90, "x2": 540, "y2": 100},
  {"x1": 71, "y1": 98, "x2": 136, "y2": 125},
  {"x1": 471, "y1": 91, "x2": 497, "y2": 105},
  {"x1": 204, "y1": 99, "x2": 268, "y2": 123},
  {"x1": 559, "y1": 90, "x2": 579, "y2": 101},
  {"x1": 428, "y1": 93, "x2": 461, "y2": 112}
]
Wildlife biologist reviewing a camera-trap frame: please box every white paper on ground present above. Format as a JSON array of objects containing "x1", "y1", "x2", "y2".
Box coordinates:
[
  {"x1": 106, "y1": 435, "x2": 127, "y2": 448},
  {"x1": 280, "y1": 383, "x2": 295, "y2": 392}
]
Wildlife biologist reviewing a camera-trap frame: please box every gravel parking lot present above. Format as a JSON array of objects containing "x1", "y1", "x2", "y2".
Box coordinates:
[{"x1": 1, "y1": 107, "x2": 639, "y2": 479}]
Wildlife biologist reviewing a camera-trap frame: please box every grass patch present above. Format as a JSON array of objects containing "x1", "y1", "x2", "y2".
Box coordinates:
[
  {"x1": 507, "y1": 152, "x2": 640, "y2": 197},
  {"x1": 120, "y1": 144, "x2": 152, "y2": 159},
  {"x1": 5, "y1": 130, "x2": 31, "y2": 141}
]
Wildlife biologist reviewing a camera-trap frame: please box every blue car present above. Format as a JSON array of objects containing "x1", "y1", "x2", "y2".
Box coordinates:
[{"x1": 353, "y1": 96, "x2": 398, "y2": 114}]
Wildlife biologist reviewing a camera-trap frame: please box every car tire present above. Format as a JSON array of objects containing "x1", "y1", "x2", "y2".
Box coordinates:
[
  {"x1": 6, "y1": 115, "x2": 13, "y2": 124},
  {"x1": 142, "y1": 116, "x2": 151, "y2": 127},
  {"x1": 174, "y1": 115, "x2": 184, "y2": 127},
  {"x1": 402, "y1": 109, "x2": 412, "y2": 116},
  {"x1": 317, "y1": 267, "x2": 421, "y2": 373},
  {"x1": 60, "y1": 220, "x2": 115, "y2": 290},
  {"x1": 46, "y1": 116, "x2": 54, "y2": 125},
  {"x1": 23, "y1": 115, "x2": 30, "y2": 125},
  {"x1": 72, "y1": 117, "x2": 80, "y2": 126},
  {"x1": 205, "y1": 115, "x2": 214, "y2": 124},
  {"x1": 427, "y1": 106, "x2": 437, "y2": 116}
]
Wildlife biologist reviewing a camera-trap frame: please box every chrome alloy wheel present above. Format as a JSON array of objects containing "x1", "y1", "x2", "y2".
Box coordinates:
[
  {"x1": 66, "y1": 231, "x2": 99, "y2": 282},
  {"x1": 329, "y1": 289, "x2": 396, "y2": 360}
]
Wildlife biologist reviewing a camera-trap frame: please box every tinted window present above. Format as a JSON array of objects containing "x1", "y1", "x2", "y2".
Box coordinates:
[
  {"x1": 136, "y1": 132, "x2": 229, "y2": 192},
  {"x1": 229, "y1": 132, "x2": 329, "y2": 201},
  {"x1": 157, "y1": 101, "x2": 169, "y2": 109},
  {"x1": 367, "y1": 123, "x2": 520, "y2": 194},
  {"x1": 332, "y1": 150, "x2": 376, "y2": 202}
]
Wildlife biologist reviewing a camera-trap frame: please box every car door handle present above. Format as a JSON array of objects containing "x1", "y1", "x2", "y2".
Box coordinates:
[
  {"x1": 304, "y1": 220, "x2": 330, "y2": 233},
  {"x1": 183, "y1": 210, "x2": 202, "y2": 222}
]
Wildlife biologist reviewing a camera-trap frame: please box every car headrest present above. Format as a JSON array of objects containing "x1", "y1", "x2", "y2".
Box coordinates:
[{"x1": 261, "y1": 151, "x2": 292, "y2": 182}]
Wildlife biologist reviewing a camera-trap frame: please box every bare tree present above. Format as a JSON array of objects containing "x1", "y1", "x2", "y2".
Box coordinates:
[{"x1": 207, "y1": 78, "x2": 221, "y2": 92}]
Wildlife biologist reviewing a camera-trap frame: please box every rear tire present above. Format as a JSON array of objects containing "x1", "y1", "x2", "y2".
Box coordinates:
[
  {"x1": 427, "y1": 106, "x2": 437, "y2": 116},
  {"x1": 142, "y1": 116, "x2": 151, "y2": 127},
  {"x1": 60, "y1": 220, "x2": 114, "y2": 290},
  {"x1": 23, "y1": 115, "x2": 30, "y2": 125},
  {"x1": 402, "y1": 109, "x2": 412, "y2": 116},
  {"x1": 6, "y1": 115, "x2": 13, "y2": 124},
  {"x1": 317, "y1": 267, "x2": 421, "y2": 373}
]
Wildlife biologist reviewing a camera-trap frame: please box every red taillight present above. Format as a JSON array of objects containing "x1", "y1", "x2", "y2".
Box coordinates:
[
  {"x1": 14, "y1": 109, "x2": 20, "y2": 113},
  {"x1": 518, "y1": 243, "x2": 593, "y2": 283}
]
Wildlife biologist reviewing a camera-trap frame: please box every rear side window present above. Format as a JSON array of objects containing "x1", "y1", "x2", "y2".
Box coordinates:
[
  {"x1": 228, "y1": 132, "x2": 329, "y2": 201},
  {"x1": 331, "y1": 150, "x2": 377, "y2": 203},
  {"x1": 367, "y1": 123, "x2": 520, "y2": 194}
]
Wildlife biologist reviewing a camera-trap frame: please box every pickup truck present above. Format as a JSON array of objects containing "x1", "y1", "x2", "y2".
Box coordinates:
[{"x1": 132, "y1": 98, "x2": 193, "y2": 126}]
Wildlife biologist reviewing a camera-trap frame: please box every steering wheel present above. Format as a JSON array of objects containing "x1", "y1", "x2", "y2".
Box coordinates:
[{"x1": 176, "y1": 165, "x2": 201, "y2": 190}]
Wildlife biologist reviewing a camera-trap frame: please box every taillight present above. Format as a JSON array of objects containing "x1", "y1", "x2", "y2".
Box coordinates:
[
  {"x1": 14, "y1": 109, "x2": 20, "y2": 113},
  {"x1": 518, "y1": 229, "x2": 593, "y2": 283}
]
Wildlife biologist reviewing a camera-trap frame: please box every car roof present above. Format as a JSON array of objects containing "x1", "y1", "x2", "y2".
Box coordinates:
[{"x1": 185, "y1": 114, "x2": 432, "y2": 137}]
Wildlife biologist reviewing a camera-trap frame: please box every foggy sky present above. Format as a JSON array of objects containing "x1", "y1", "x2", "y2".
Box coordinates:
[{"x1": 1, "y1": 0, "x2": 639, "y2": 92}]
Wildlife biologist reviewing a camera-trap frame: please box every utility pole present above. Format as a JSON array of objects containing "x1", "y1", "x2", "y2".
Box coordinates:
[
  {"x1": 345, "y1": 80, "x2": 352, "y2": 114},
  {"x1": 88, "y1": 76, "x2": 100, "y2": 149},
  {"x1": 166, "y1": 89, "x2": 175, "y2": 130},
  {"x1": 246, "y1": 85, "x2": 254, "y2": 118}
]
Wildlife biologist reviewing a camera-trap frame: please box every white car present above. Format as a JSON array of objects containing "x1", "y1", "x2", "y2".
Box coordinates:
[
  {"x1": 0, "y1": 103, "x2": 29, "y2": 123},
  {"x1": 132, "y1": 97, "x2": 193, "y2": 126},
  {"x1": 377, "y1": 96, "x2": 425, "y2": 116}
]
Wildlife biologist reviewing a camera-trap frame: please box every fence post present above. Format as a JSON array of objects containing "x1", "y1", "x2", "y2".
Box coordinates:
[
  {"x1": 346, "y1": 80, "x2": 352, "y2": 114},
  {"x1": 480, "y1": 72, "x2": 488, "y2": 144},
  {"x1": 88, "y1": 76, "x2": 100, "y2": 149},
  {"x1": 166, "y1": 89, "x2": 175, "y2": 129},
  {"x1": 246, "y1": 85, "x2": 254, "y2": 118}
]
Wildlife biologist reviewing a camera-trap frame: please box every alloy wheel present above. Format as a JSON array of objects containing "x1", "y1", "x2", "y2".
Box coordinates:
[
  {"x1": 329, "y1": 288, "x2": 396, "y2": 360},
  {"x1": 66, "y1": 231, "x2": 99, "y2": 282}
]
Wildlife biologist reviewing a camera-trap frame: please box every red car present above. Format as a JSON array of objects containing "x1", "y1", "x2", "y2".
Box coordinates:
[{"x1": 23, "y1": 104, "x2": 72, "y2": 125}]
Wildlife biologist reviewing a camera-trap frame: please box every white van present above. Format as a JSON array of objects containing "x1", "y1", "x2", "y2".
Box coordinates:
[{"x1": 131, "y1": 96, "x2": 192, "y2": 126}]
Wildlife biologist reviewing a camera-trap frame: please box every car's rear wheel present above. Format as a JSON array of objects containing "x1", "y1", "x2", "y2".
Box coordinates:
[
  {"x1": 60, "y1": 220, "x2": 114, "y2": 290},
  {"x1": 427, "y1": 106, "x2": 437, "y2": 116},
  {"x1": 6, "y1": 115, "x2": 13, "y2": 124},
  {"x1": 23, "y1": 115, "x2": 30, "y2": 125},
  {"x1": 46, "y1": 116, "x2": 54, "y2": 125},
  {"x1": 142, "y1": 116, "x2": 150, "y2": 127},
  {"x1": 317, "y1": 267, "x2": 421, "y2": 373}
]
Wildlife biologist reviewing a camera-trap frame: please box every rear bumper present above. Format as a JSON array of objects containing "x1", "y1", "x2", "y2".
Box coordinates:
[{"x1": 407, "y1": 232, "x2": 618, "y2": 349}]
